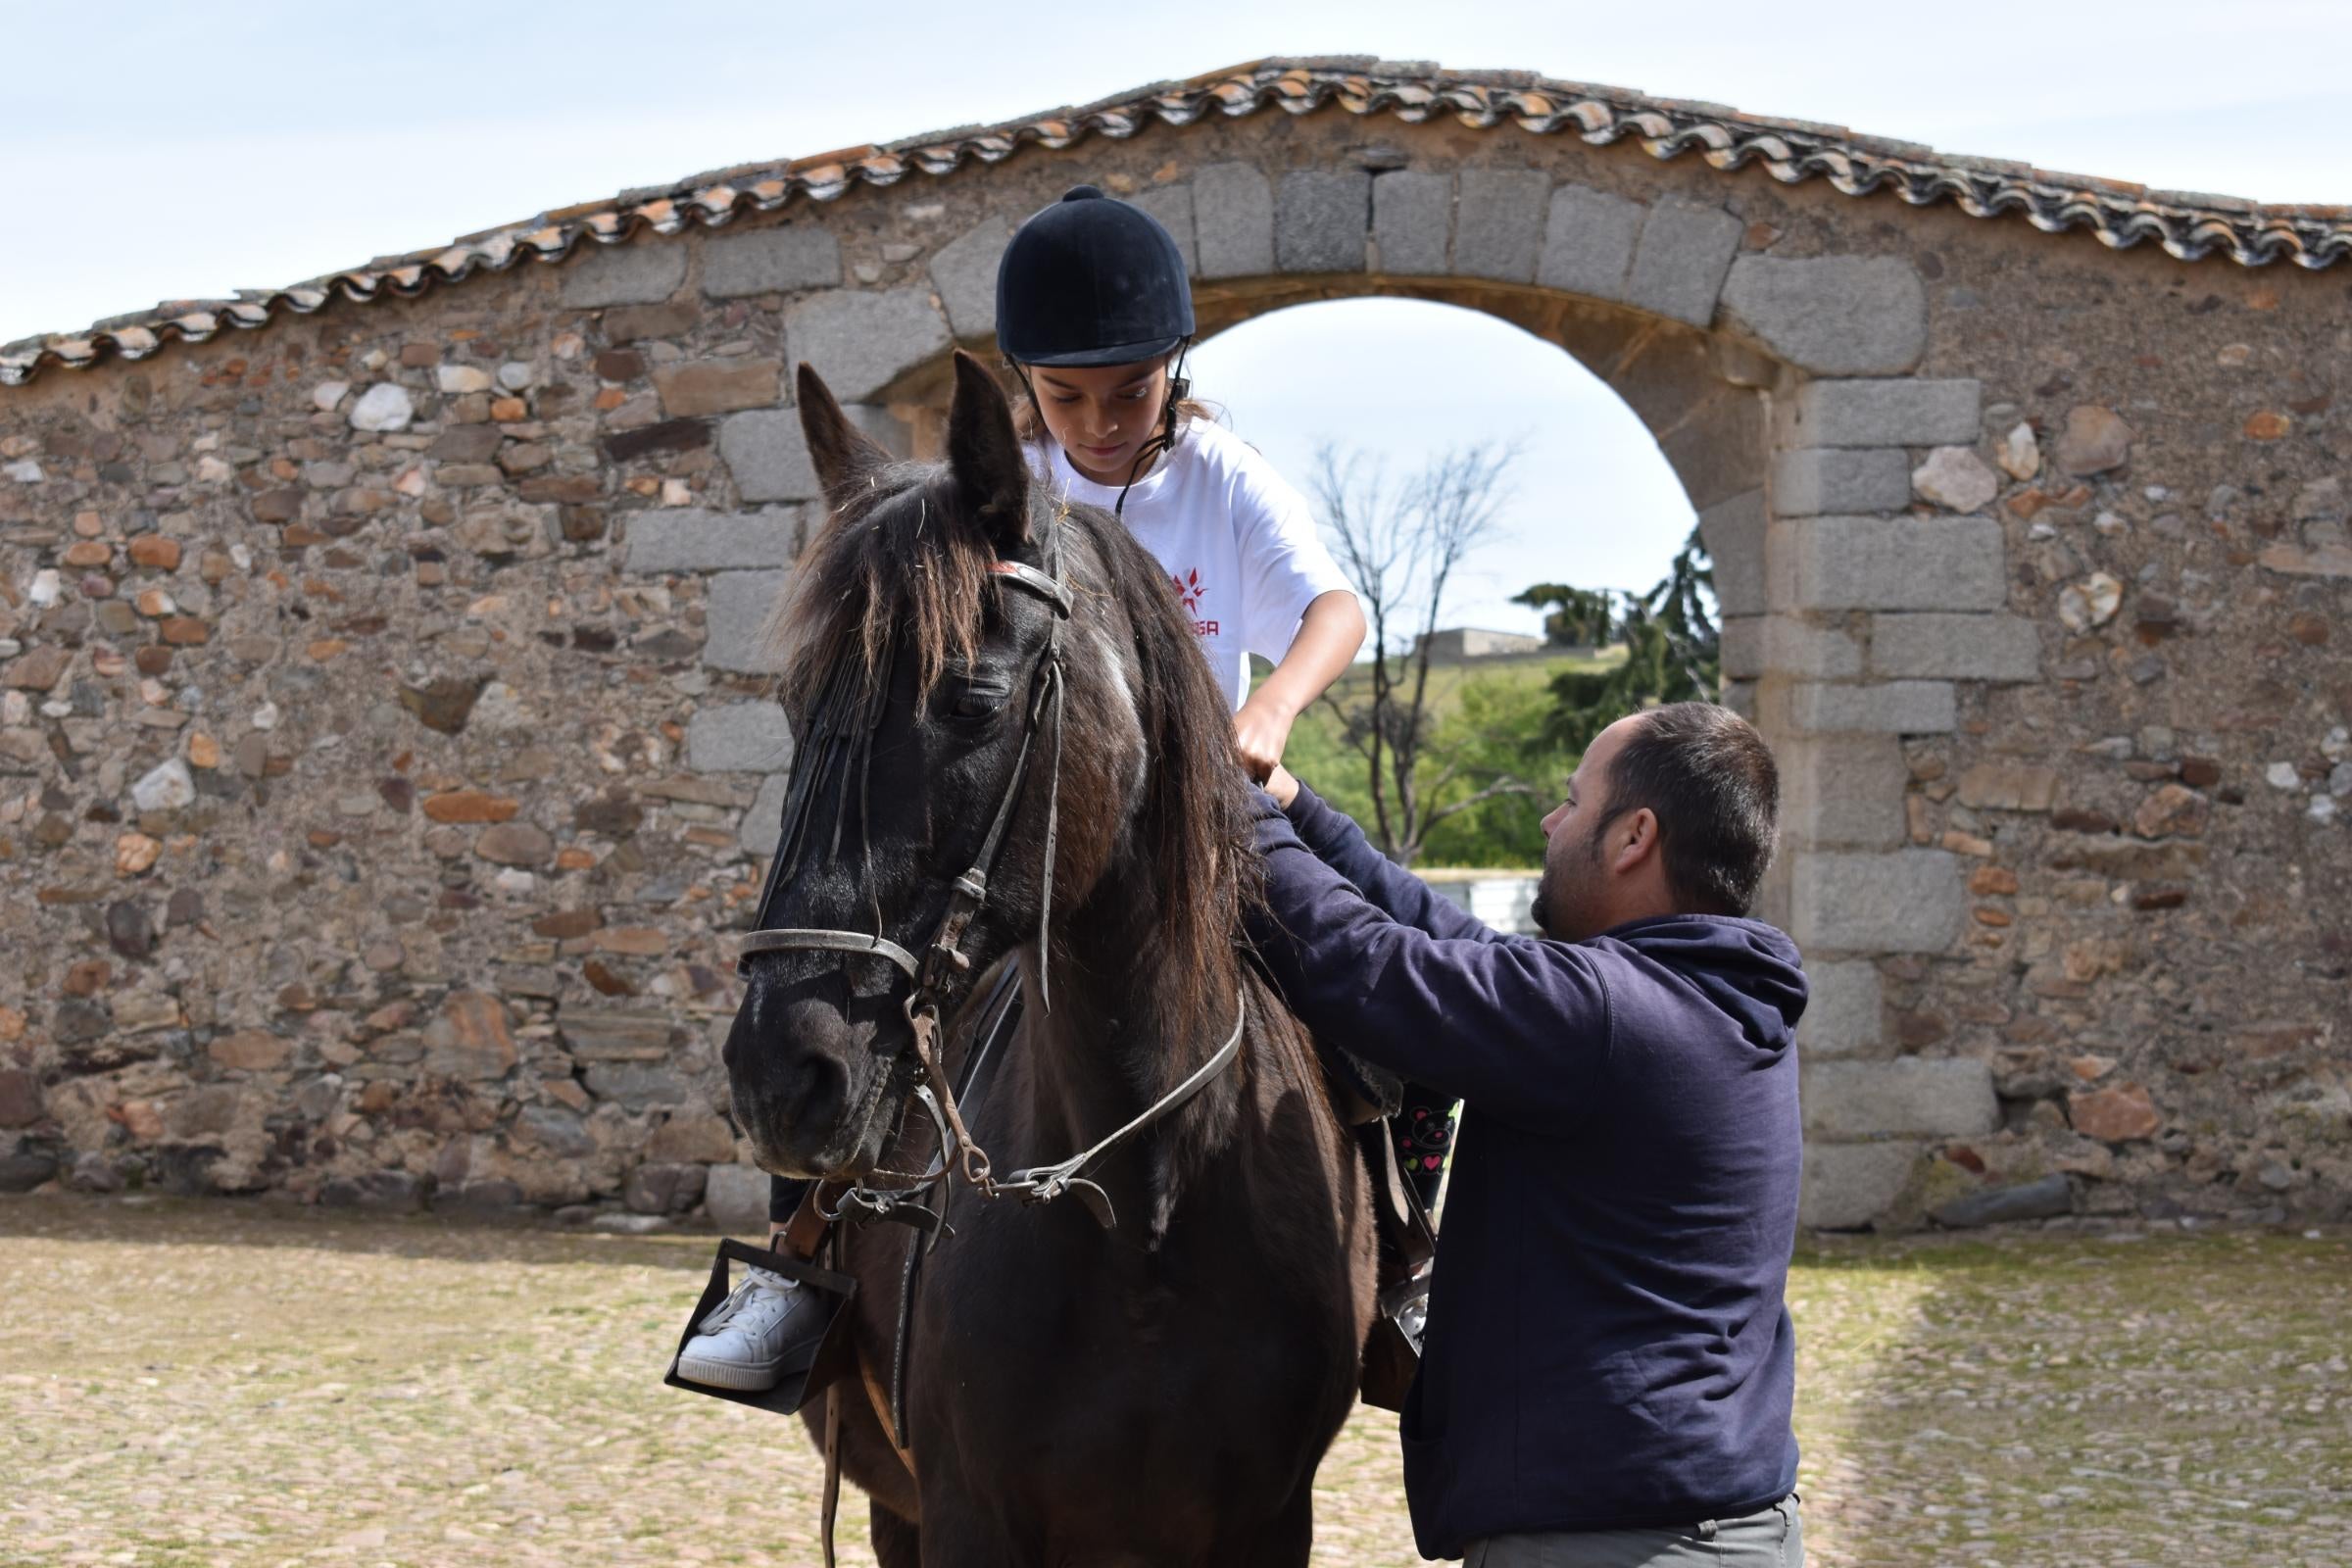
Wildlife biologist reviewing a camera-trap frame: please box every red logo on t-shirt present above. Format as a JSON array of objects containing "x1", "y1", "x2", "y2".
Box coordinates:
[{"x1": 1171, "y1": 568, "x2": 1205, "y2": 614}]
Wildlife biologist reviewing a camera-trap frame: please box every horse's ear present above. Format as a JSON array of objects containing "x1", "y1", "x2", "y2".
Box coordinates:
[
  {"x1": 797, "y1": 362, "x2": 891, "y2": 496},
  {"x1": 947, "y1": 349, "x2": 1030, "y2": 550}
]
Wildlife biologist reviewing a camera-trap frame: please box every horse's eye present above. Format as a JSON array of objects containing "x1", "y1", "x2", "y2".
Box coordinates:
[{"x1": 950, "y1": 680, "x2": 1010, "y2": 720}]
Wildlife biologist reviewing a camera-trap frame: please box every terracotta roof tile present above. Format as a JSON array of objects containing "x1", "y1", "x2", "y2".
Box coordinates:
[
  {"x1": 6, "y1": 59, "x2": 2349, "y2": 388},
  {"x1": 539, "y1": 196, "x2": 620, "y2": 223}
]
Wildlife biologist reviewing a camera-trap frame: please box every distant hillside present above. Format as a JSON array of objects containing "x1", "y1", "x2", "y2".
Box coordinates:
[{"x1": 1283, "y1": 645, "x2": 1623, "y2": 716}]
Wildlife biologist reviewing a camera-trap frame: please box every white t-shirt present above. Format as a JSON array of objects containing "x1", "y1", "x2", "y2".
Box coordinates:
[{"x1": 1027, "y1": 419, "x2": 1355, "y2": 710}]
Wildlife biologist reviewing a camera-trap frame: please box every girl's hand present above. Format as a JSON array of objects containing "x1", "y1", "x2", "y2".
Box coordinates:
[{"x1": 1234, "y1": 692, "x2": 1298, "y2": 782}]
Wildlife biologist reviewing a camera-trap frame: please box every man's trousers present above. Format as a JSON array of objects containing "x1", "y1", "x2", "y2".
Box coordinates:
[{"x1": 1465, "y1": 1495, "x2": 1801, "y2": 1568}]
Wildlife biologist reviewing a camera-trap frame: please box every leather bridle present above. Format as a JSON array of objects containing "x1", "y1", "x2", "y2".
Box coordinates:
[{"x1": 733, "y1": 516, "x2": 1244, "y2": 1231}]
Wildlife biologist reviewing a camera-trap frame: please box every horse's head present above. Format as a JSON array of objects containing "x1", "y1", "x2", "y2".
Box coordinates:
[{"x1": 724, "y1": 352, "x2": 1160, "y2": 1180}]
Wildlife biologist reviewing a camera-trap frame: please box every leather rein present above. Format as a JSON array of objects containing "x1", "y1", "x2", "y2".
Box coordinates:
[{"x1": 733, "y1": 521, "x2": 1245, "y2": 1232}]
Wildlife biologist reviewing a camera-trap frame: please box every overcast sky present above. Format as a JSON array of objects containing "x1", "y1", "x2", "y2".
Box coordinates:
[{"x1": 6, "y1": 2, "x2": 2345, "y2": 632}]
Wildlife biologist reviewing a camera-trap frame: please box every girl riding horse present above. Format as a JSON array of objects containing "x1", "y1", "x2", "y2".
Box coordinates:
[
  {"x1": 709, "y1": 352, "x2": 1380, "y2": 1563},
  {"x1": 680, "y1": 184, "x2": 1400, "y2": 1392}
]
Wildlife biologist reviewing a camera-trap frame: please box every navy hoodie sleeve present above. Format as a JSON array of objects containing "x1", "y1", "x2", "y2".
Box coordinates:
[
  {"x1": 1284, "y1": 781, "x2": 1503, "y2": 945},
  {"x1": 1249, "y1": 789, "x2": 1610, "y2": 1129}
]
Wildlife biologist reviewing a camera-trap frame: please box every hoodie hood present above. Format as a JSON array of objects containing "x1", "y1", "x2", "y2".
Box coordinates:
[{"x1": 1604, "y1": 913, "x2": 1809, "y2": 1054}]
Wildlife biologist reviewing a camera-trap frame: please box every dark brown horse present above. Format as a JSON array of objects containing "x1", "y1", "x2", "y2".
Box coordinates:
[{"x1": 720, "y1": 352, "x2": 1376, "y2": 1565}]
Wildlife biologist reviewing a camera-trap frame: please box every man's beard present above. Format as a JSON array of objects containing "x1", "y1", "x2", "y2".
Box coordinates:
[
  {"x1": 1532, "y1": 853, "x2": 1577, "y2": 939},
  {"x1": 1532, "y1": 819, "x2": 1609, "y2": 941}
]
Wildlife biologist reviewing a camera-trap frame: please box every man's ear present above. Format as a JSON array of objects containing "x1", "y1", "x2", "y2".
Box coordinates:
[
  {"x1": 945, "y1": 349, "x2": 1029, "y2": 552},
  {"x1": 1608, "y1": 808, "x2": 1662, "y2": 878},
  {"x1": 797, "y1": 362, "x2": 892, "y2": 498}
]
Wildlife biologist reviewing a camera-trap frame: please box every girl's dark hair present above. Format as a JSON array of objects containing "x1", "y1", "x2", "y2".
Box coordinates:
[{"x1": 1594, "y1": 703, "x2": 1780, "y2": 917}]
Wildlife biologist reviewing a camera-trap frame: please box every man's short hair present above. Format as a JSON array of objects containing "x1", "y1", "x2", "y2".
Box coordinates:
[{"x1": 1595, "y1": 703, "x2": 1779, "y2": 917}]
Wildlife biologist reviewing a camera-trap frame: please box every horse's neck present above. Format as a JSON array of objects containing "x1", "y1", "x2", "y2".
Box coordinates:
[{"x1": 1016, "y1": 872, "x2": 1245, "y2": 1238}]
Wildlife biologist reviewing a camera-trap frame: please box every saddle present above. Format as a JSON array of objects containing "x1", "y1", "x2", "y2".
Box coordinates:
[
  {"x1": 1305, "y1": 1003, "x2": 1438, "y2": 1412},
  {"x1": 1355, "y1": 1119, "x2": 1438, "y2": 1412}
]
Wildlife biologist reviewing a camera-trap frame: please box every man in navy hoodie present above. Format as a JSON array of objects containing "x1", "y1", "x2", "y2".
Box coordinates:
[{"x1": 1251, "y1": 702, "x2": 1806, "y2": 1566}]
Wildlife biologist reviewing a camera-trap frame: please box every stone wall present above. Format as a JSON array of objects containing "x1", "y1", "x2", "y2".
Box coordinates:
[
  {"x1": 1796, "y1": 247, "x2": 2352, "y2": 1230},
  {"x1": 1, "y1": 65, "x2": 2346, "y2": 1229},
  {"x1": 0, "y1": 233, "x2": 888, "y2": 1220}
]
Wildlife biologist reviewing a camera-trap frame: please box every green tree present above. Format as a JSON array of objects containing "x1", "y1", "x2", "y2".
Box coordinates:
[
  {"x1": 1510, "y1": 582, "x2": 1619, "y2": 648},
  {"x1": 1414, "y1": 665, "x2": 1576, "y2": 866},
  {"x1": 1538, "y1": 524, "x2": 1720, "y2": 755}
]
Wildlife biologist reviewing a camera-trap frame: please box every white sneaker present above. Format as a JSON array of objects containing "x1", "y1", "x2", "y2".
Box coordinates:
[{"x1": 674, "y1": 1267, "x2": 826, "y2": 1391}]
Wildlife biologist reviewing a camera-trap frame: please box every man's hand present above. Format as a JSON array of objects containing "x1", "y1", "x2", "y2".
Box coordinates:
[
  {"x1": 1263, "y1": 763, "x2": 1301, "y2": 809},
  {"x1": 1234, "y1": 690, "x2": 1298, "y2": 783}
]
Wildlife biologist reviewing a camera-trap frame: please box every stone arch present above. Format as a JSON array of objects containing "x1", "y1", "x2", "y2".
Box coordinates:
[
  {"x1": 12, "y1": 63, "x2": 2338, "y2": 1226},
  {"x1": 664, "y1": 152, "x2": 2016, "y2": 1230}
]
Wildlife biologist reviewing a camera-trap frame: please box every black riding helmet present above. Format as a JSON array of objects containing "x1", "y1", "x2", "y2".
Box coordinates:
[{"x1": 996, "y1": 185, "x2": 1194, "y2": 366}]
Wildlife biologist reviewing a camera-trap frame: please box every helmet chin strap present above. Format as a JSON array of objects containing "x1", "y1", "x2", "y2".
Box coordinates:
[{"x1": 1111, "y1": 340, "x2": 1191, "y2": 518}]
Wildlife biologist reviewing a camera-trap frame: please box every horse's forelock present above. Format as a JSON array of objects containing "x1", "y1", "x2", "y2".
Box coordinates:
[{"x1": 777, "y1": 466, "x2": 998, "y2": 720}]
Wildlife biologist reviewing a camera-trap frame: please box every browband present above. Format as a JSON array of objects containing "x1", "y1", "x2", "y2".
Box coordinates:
[{"x1": 988, "y1": 560, "x2": 1073, "y2": 617}]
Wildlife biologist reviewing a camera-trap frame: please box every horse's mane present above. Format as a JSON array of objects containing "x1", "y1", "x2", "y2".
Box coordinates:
[
  {"x1": 772, "y1": 466, "x2": 1257, "y2": 1018},
  {"x1": 1074, "y1": 499, "x2": 1264, "y2": 1022}
]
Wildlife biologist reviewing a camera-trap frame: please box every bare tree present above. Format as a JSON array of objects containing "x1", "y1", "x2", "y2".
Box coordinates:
[{"x1": 1310, "y1": 439, "x2": 1529, "y2": 866}]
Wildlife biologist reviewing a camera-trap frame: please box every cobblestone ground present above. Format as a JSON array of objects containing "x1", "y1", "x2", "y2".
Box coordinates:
[{"x1": 2, "y1": 1197, "x2": 2345, "y2": 1567}]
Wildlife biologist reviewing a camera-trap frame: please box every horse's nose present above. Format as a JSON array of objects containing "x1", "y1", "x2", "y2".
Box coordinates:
[
  {"x1": 734, "y1": 1054, "x2": 852, "y2": 1173},
  {"x1": 724, "y1": 988, "x2": 855, "y2": 1171},
  {"x1": 771, "y1": 1049, "x2": 849, "y2": 1152}
]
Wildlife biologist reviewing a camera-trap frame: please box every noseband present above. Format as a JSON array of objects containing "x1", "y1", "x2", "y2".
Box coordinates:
[{"x1": 730, "y1": 520, "x2": 1241, "y2": 1230}]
